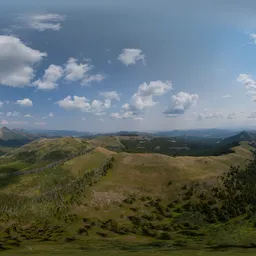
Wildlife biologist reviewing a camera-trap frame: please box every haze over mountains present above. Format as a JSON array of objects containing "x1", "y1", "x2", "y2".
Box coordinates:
[{"x1": 0, "y1": 126, "x2": 254, "y2": 140}]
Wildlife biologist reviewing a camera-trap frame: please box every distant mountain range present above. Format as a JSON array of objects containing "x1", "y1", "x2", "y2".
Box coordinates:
[
  {"x1": 155, "y1": 129, "x2": 240, "y2": 138},
  {"x1": 1, "y1": 126, "x2": 256, "y2": 142},
  {"x1": 0, "y1": 127, "x2": 29, "y2": 140}
]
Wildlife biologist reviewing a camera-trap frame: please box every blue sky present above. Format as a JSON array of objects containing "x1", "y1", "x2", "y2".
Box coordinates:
[{"x1": 1, "y1": 0, "x2": 256, "y2": 132}]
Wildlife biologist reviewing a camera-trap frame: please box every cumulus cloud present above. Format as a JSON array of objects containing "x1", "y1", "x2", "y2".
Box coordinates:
[
  {"x1": 16, "y1": 98, "x2": 33, "y2": 107},
  {"x1": 64, "y1": 58, "x2": 91, "y2": 81},
  {"x1": 118, "y1": 48, "x2": 145, "y2": 66},
  {"x1": 6, "y1": 111, "x2": 20, "y2": 117},
  {"x1": 100, "y1": 91, "x2": 120, "y2": 101},
  {"x1": 21, "y1": 13, "x2": 65, "y2": 31},
  {"x1": 33, "y1": 64, "x2": 63, "y2": 90},
  {"x1": 63, "y1": 58, "x2": 105, "y2": 85},
  {"x1": 125, "y1": 80, "x2": 172, "y2": 113},
  {"x1": 237, "y1": 74, "x2": 256, "y2": 100},
  {"x1": 112, "y1": 80, "x2": 171, "y2": 119},
  {"x1": 57, "y1": 94, "x2": 119, "y2": 115},
  {"x1": 82, "y1": 74, "x2": 105, "y2": 85},
  {"x1": 0, "y1": 36, "x2": 47, "y2": 87},
  {"x1": 48, "y1": 112, "x2": 54, "y2": 117},
  {"x1": 164, "y1": 92, "x2": 199, "y2": 116}
]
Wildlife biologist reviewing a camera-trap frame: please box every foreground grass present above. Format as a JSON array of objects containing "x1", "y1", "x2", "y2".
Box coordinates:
[
  {"x1": 1, "y1": 245, "x2": 256, "y2": 256},
  {"x1": 0, "y1": 142, "x2": 255, "y2": 254}
]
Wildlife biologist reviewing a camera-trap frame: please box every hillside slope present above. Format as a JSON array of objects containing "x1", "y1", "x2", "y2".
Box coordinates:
[{"x1": 0, "y1": 141, "x2": 254, "y2": 253}]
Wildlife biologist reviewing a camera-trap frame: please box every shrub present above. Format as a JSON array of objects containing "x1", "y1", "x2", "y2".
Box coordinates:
[{"x1": 158, "y1": 232, "x2": 172, "y2": 240}]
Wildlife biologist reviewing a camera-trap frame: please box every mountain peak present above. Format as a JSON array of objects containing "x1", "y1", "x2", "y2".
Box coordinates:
[
  {"x1": 0, "y1": 126, "x2": 28, "y2": 140},
  {"x1": 1, "y1": 126, "x2": 11, "y2": 131}
]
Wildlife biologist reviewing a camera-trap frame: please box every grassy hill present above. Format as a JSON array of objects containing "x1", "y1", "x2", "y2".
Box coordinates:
[
  {"x1": 89, "y1": 136, "x2": 125, "y2": 151},
  {"x1": 0, "y1": 137, "x2": 91, "y2": 176},
  {"x1": 0, "y1": 138, "x2": 255, "y2": 254}
]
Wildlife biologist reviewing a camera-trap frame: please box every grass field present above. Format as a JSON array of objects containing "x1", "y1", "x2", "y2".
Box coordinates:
[
  {"x1": 0, "y1": 140, "x2": 254, "y2": 254},
  {"x1": 1, "y1": 242, "x2": 256, "y2": 256}
]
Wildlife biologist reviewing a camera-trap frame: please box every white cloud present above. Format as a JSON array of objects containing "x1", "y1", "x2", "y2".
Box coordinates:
[
  {"x1": 124, "y1": 80, "x2": 172, "y2": 114},
  {"x1": 236, "y1": 74, "x2": 256, "y2": 100},
  {"x1": 16, "y1": 98, "x2": 33, "y2": 107},
  {"x1": 110, "y1": 112, "x2": 121, "y2": 119},
  {"x1": 49, "y1": 112, "x2": 54, "y2": 117},
  {"x1": 134, "y1": 116, "x2": 144, "y2": 121},
  {"x1": 108, "y1": 60, "x2": 112, "y2": 64},
  {"x1": 24, "y1": 114, "x2": 33, "y2": 118},
  {"x1": 164, "y1": 92, "x2": 199, "y2": 116},
  {"x1": 250, "y1": 33, "x2": 256, "y2": 44},
  {"x1": 21, "y1": 13, "x2": 65, "y2": 31},
  {"x1": 63, "y1": 58, "x2": 105, "y2": 85},
  {"x1": 64, "y1": 58, "x2": 91, "y2": 81},
  {"x1": 205, "y1": 112, "x2": 223, "y2": 119},
  {"x1": 196, "y1": 112, "x2": 224, "y2": 121},
  {"x1": 82, "y1": 74, "x2": 105, "y2": 85},
  {"x1": 33, "y1": 64, "x2": 63, "y2": 90},
  {"x1": 118, "y1": 48, "x2": 145, "y2": 66},
  {"x1": 6, "y1": 111, "x2": 20, "y2": 117},
  {"x1": 222, "y1": 94, "x2": 231, "y2": 98},
  {"x1": 0, "y1": 101, "x2": 3, "y2": 108},
  {"x1": 100, "y1": 118, "x2": 104, "y2": 122},
  {"x1": 57, "y1": 91, "x2": 120, "y2": 115},
  {"x1": 113, "y1": 80, "x2": 171, "y2": 119},
  {"x1": 0, "y1": 36, "x2": 47, "y2": 87},
  {"x1": 82, "y1": 117, "x2": 86, "y2": 121},
  {"x1": 57, "y1": 96, "x2": 90, "y2": 111},
  {"x1": 110, "y1": 111, "x2": 143, "y2": 120},
  {"x1": 100, "y1": 91, "x2": 120, "y2": 101},
  {"x1": 57, "y1": 95, "x2": 113, "y2": 115}
]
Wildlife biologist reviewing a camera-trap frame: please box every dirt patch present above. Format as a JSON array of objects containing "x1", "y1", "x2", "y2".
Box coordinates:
[{"x1": 90, "y1": 190, "x2": 125, "y2": 208}]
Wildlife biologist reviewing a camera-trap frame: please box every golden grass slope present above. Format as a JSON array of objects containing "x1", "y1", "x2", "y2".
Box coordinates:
[
  {"x1": 5, "y1": 137, "x2": 90, "y2": 159},
  {"x1": 89, "y1": 136, "x2": 124, "y2": 149},
  {"x1": 75, "y1": 142, "x2": 253, "y2": 218}
]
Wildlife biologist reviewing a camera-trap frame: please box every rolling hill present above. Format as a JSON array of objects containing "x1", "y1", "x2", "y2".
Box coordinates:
[{"x1": 0, "y1": 133, "x2": 255, "y2": 254}]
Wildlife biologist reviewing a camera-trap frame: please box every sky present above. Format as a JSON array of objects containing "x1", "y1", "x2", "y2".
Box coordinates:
[{"x1": 1, "y1": 0, "x2": 256, "y2": 132}]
